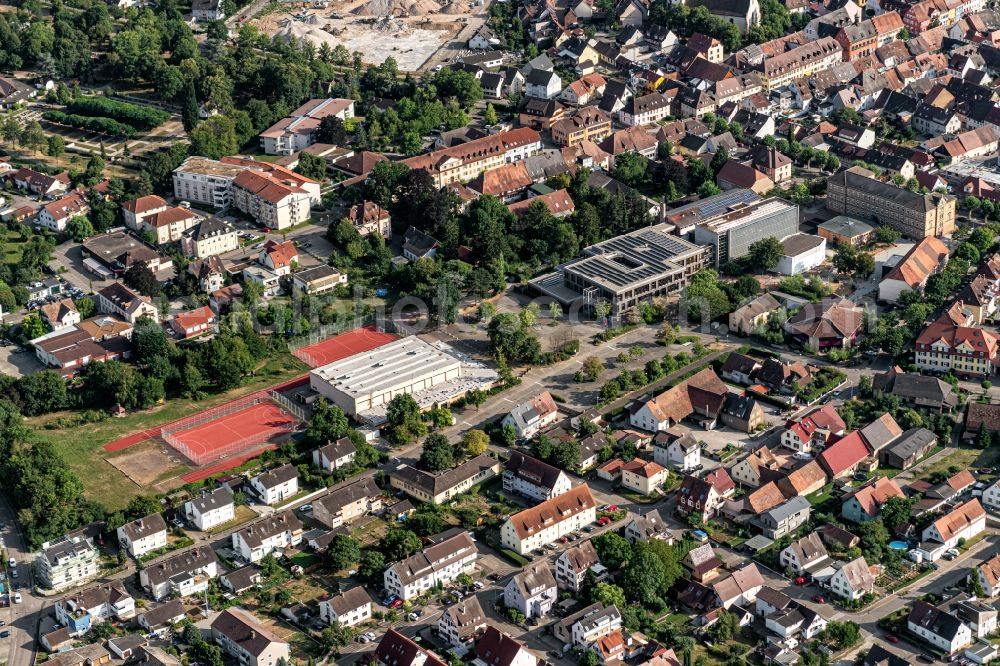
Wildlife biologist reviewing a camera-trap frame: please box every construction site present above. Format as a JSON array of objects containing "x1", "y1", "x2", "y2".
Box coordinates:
[{"x1": 252, "y1": 0, "x2": 486, "y2": 71}]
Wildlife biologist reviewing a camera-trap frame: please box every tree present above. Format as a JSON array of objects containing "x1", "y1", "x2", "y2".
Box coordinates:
[
  {"x1": 592, "y1": 532, "x2": 633, "y2": 570},
  {"x1": 124, "y1": 264, "x2": 162, "y2": 297},
  {"x1": 66, "y1": 215, "x2": 95, "y2": 242},
  {"x1": 190, "y1": 114, "x2": 238, "y2": 160},
  {"x1": 385, "y1": 394, "x2": 427, "y2": 446},
  {"x1": 20, "y1": 313, "x2": 46, "y2": 340},
  {"x1": 358, "y1": 550, "x2": 385, "y2": 584},
  {"x1": 327, "y1": 534, "x2": 361, "y2": 570},
  {"x1": 880, "y1": 496, "x2": 913, "y2": 532},
  {"x1": 315, "y1": 115, "x2": 346, "y2": 145},
  {"x1": 622, "y1": 549, "x2": 666, "y2": 607},
  {"x1": 592, "y1": 582, "x2": 627, "y2": 609},
  {"x1": 296, "y1": 152, "x2": 328, "y2": 181},
  {"x1": 461, "y1": 429, "x2": 489, "y2": 456},
  {"x1": 484, "y1": 103, "x2": 497, "y2": 125},
  {"x1": 710, "y1": 146, "x2": 729, "y2": 175},
  {"x1": 979, "y1": 421, "x2": 992, "y2": 450},
  {"x1": 583, "y1": 356, "x2": 604, "y2": 381},
  {"x1": 46, "y1": 135, "x2": 65, "y2": 162},
  {"x1": 379, "y1": 528, "x2": 421, "y2": 562},
  {"x1": 419, "y1": 433, "x2": 454, "y2": 472},
  {"x1": 823, "y1": 621, "x2": 861, "y2": 649},
  {"x1": 747, "y1": 237, "x2": 783, "y2": 272},
  {"x1": 874, "y1": 226, "x2": 901, "y2": 244},
  {"x1": 84, "y1": 154, "x2": 105, "y2": 184}
]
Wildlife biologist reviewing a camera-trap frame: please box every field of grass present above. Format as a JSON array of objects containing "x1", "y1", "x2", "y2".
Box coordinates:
[
  {"x1": 919, "y1": 445, "x2": 1000, "y2": 481},
  {"x1": 1, "y1": 227, "x2": 30, "y2": 266},
  {"x1": 27, "y1": 353, "x2": 309, "y2": 510}
]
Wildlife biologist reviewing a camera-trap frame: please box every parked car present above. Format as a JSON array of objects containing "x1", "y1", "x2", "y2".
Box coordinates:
[
  {"x1": 885, "y1": 634, "x2": 899, "y2": 644},
  {"x1": 388, "y1": 598, "x2": 403, "y2": 609},
  {"x1": 0, "y1": 630, "x2": 8, "y2": 638},
  {"x1": 811, "y1": 595, "x2": 825, "y2": 604},
  {"x1": 407, "y1": 612, "x2": 419, "y2": 621},
  {"x1": 794, "y1": 576, "x2": 807, "y2": 585}
]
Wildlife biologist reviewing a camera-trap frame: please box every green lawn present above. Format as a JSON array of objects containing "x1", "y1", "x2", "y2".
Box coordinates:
[{"x1": 28, "y1": 353, "x2": 309, "y2": 510}]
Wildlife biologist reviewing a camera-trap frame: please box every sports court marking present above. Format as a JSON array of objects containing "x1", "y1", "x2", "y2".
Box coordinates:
[
  {"x1": 103, "y1": 429, "x2": 161, "y2": 452},
  {"x1": 169, "y1": 401, "x2": 299, "y2": 465},
  {"x1": 293, "y1": 325, "x2": 398, "y2": 368}
]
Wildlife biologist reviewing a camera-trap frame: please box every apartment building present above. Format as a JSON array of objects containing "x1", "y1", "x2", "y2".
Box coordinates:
[
  {"x1": 503, "y1": 451, "x2": 572, "y2": 502},
  {"x1": 759, "y1": 37, "x2": 843, "y2": 91},
  {"x1": 504, "y1": 561, "x2": 558, "y2": 619},
  {"x1": 96, "y1": 283, "x2": 159, "y2": 324},
  {"x1": 138, "y1": 545, "x2": 218, "y2": 600},
  {"x1": 554, "y1": 540, "x2": 603, "y2": 592},
  {"x1": 38, "y1": 190, "x2": 90, "y2": 232},
  {"x1": 383, "y1": 528, "x2": 477, "y2": 600},
  {"x1": 826, "y1": 166, "x2": 956, "y2": 239},
  {"x1": 249, "y1": 464, "x2": 299, "y2": 506},
  {"x1": 550, "y1": 106, "x2": 613, "y2": 147},
  {"x1": 259, "y1": 98, "x2": 354, "y2": 155},
  {"x1": 211, "y1": 608, "x2": 290, "y2": 666},
  {"x1": 116, "y1": 512, "x2": 168, "y2": 559},
  {"x1": 37, "y1": 536, "x2": 100, "y2": 592},
  {"x1": 619, "y1": 92, "x2": 672, "y2": 127},
  {"x1": 172, "y1": 156, "x2": 247, "y2": 208},
  {"x1": 231, "y1": 170, "x2": 313, "y2": 230},
  {"x1": 231, "y1": 511, "x2": 303, "y2": 563},
  {"x1": 184, "y1": 486, "x2": 235, "y2": 531},
  {"x1": 55, "y1": 582, "x2": 135, "y2": 637},
  {"x1": 438, "y1": 597, "x2": 487, "y2": 648},
  {"x1": 915, "y1": 314, "x2": 999, "y2": 378},
  {"x1": 402, "y1": 128, "x2": 542, "y2": 187},
  {"x1": 319, "y1": 586, "x2": 372, "y2": 627},
  {"x1": 180, "y1": 217, "x2": 239, "y2": 259},
  {"x1": 501, "y1": 485, "x2": 597, "y2": 555},
  {"x1": 311, "y1": 475, "x2": 383, "y2": 529}
]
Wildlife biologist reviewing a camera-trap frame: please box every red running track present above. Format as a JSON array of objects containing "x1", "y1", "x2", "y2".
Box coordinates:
[
  {"x1": 168, "y1": 401, "x2": 299, "y2": 465},
  {"x1": 292, "y1": 325, "x2": 398, "y2": 368}
]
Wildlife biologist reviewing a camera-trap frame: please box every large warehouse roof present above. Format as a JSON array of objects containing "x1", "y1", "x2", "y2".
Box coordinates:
[{"x1": 311, "y1": 336, "x2": 461, "y2": 399}]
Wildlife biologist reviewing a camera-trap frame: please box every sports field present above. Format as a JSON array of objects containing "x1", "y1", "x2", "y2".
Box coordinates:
[
  {"x1": 292, "y1": 325, "x2": 397, "y2": 367},
  {"x1": 165, "y1": 400, "x2": 300, "y2": 466}
]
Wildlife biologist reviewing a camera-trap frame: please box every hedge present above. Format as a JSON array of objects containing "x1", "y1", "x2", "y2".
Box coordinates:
[
  {"x1": 43, "y1": 111, "x2": 136, "y2": 138},
  {"x1": 66, "y1": 97, "x2": 170, "y2": 130}
]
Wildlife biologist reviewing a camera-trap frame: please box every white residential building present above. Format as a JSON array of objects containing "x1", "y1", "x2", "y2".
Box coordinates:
[
  {"x1": 500, "y1": 485, "x2": 597, "y2": 555},
  {"x1": 981, "y1": 479, "x2": 1000, "y2": 511},
  {"x1": 318, "y1": 586, "x2": 372, "y2": 627},
  {"x1": 652, "y1": 431, "x2": 701, "y2": 471},
  {"x1": 976, "y1": 553, "x2": 1000, "y2": 597},
  {"x1": 116, "y1": 512, "x2": 168, "y2": 559},
  {"x1": 383, "y1": 529, "x2": 477, "y2": 600},
  {"x1": 54, "y1": 582, "x2": 135, "y2": 637},
  {"x1": 231, "y1": 511, "x2": 303, "y2": 563},
  {"x1": 778, "y1": 532, "x2": 829, "y2": 575},
  {"x1": 504, "y1": 561, "x2": 558, "y2": 619},
  {"x1": 918, "y1": 499, "x2": 987, "y2": 561},
  {"x1": 259, "y1": 98, "x2": 355, "y2": 155},
  {"x1": 312, "y1": 437, "x2": 357, "y2": 472},
  {"x1": 502, "y1": 391, "x2": 559, "y2": 439},
  {"x1": 473, "y1": 628, "x2": 537, "y2": 666},
  {"x1": 211, "y1": 608, "x2": 290, "y2": 666},
  {"x1": 828, "y1": 557, "x2": 875, "y2": 601},
  {"x1": 571, "y1": 604, "x2": 623, "y2": 647},
  {"x1": 554, "y1": 541, "x2": 604, "y2": 592},
  {"x1": 37, "y1": 536, "x2": 100, "y2": 592},
  {"x1": 249, "y1": 464, "x2": 299, "y2": 505},
  {"x1": 184, "y1": 486, "x2": 235, "y2": 531},
  {"x1": 908, "y1": 600, "x2": 974, "y2": 654},
  {"x1": 138, "y1": 545, "x2": 218, "y2": 601},
  {"x1": 438, "y1": 596, "x2": 487, "y2": 647},
  {"x1": 503, "y1": 451, "x2": 572, "y2": 502}
]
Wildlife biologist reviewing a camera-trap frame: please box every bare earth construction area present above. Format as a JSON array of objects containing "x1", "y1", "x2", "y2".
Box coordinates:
[{"x1": 253, "y1": 0, "x2": 477, "y2": 71}]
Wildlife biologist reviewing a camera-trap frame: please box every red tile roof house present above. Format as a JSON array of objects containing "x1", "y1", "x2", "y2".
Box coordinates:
[
  {"x1": 784, "y1": 297, "x2": 864, "y2": 350},
  {"x1": 779, "y1": 403, "x2": 846, "y2": 453},
  {"x1": 676, "y1": 468, "x2": 735, "y2": 523},
  {"x1": 259, "y1": 240, "x2": 298, "y2": 276},
  {"x1": 170, "y1": 306, "x2": 217, "y2": 339},
  {"x1": 818, "y1": 431, "x2": 872, "y2": 480}
]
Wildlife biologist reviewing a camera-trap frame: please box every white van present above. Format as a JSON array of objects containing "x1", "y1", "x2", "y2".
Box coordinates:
[{"x1": 13, "y1": 593, "x2": 21, "y2": 604}]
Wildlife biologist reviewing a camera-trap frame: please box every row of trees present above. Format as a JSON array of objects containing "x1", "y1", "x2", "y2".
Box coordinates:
[{"x1": 65, "y1": 97, "x2": 170, "y2": 130}]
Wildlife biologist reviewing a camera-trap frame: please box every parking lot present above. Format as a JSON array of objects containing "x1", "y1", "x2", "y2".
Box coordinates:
[{"x1": 0, "y1": 345, "x2": 44, "y2": 377}]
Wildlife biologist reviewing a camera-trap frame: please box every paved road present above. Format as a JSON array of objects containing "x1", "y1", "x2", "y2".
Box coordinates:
[{"x1": 0, "y1": 494, "x2": 44, "y2": 666}]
